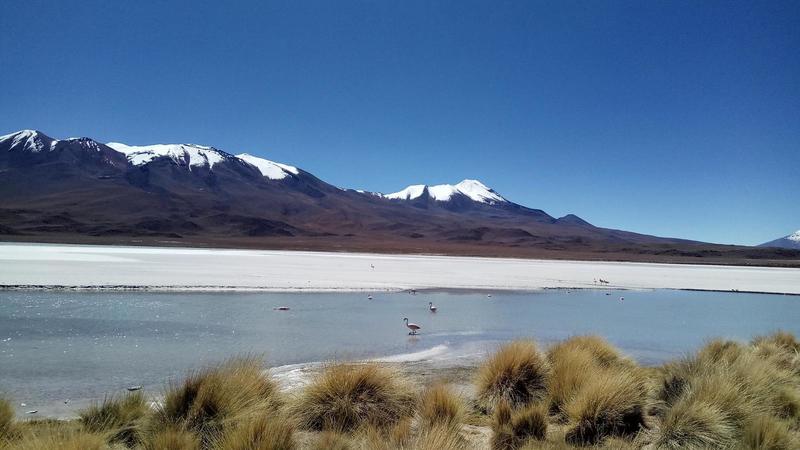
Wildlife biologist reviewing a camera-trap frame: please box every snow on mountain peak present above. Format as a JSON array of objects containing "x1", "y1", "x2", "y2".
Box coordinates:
[
  {"x1": 384, "y1": 179, "x2": 507, "y2": 204},
  {"x1": 0, "y1": 129, "x2": 56, "y2": 152},
  {"x1": 236, "y1": 153, "x2": 299, "y2": 180},
  {"x1": 385, "y1": 184, "x2": 427, "y2": 200},
  {"x1": 106, "y1": 142, "x2": 227, "y2": 168},
  {"x1": 788, "y1": 230, "x2": 800, "y2": 243},
  {"x1": 454, "y1": 179, "x2": 505, "y2": 203}
]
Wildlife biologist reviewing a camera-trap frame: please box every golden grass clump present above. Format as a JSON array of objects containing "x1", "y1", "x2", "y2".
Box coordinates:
[
  {"x1": 491, "y1": 401, "x2": 548, "y2": 450},
  {"x1": 547, "y1": 335, "x2": 630, "y2": 369},
  {"x1": 546, "y1": 347, "x2": 599, "y2": 418},
  {"x1": 723, "y1": 352, "x2": 799, "y2": 422},
  {"x1": 1, "y1": 396, "x2": 19, "y2": 442},
  {"x1": 417, "y1": 383, "x2": 465, "y2": 429},
  {"x1": 653, "y1": 345, "x2": 800, "y2": 449},
  {"x1": 360, "y1": 422, "x2": 467, "y2": 450},
  {"x1": 292, "y1": 362, "x2": 416, "y2": 432},
  {"x1": 653, "y1": 357, "x2": 698, "y2": 416},
  {"x1": 654, "y1": 395, "x2": 738, "y2": 449},
  {"x1": 563, "y1": 366, "x2": 650, "y2": 446},
  {"x1": 141, "y1": 426, "x2": 200, "y2": 450},
  {"x1": 214, "y1": 415, "x2": 295, "y2": 450},
  {"x1": 752, "y1": 331, "x2": 800, "y2": 354},
  {"x1": 409, "y1": 424, "x2": 468, "y2": 450},
  {"x1": 155, "y1": 356, "x2": 280, "y2": 445},
  {"x1": 476, "y1": 341, "x2": 550, "y2": 412},
  {"x1": 737, "y1": 415, "x2": 798, "y2": 450},
  {"x1": 696, "y1": 339, "x2": 746, "y2": 365},
  {"x1": 654, "y1": 364, "x2": 756, "y2": 449},
  {"x1": 4, "y1": 425, "x2": 108, "y2": 450},
  {"x1": 310, "y1": 431, "x2": 353, "y2": 450},
  {"x1": 79, "y1": 391, "x2": 149, "y2": 446},
  {"x1": 751, "y1": 334, "x2": 800, "y2": 380}
]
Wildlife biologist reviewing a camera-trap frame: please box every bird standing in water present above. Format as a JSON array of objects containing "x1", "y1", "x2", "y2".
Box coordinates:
[{"x1": 403, "y1": 318, "x2": 421, "y2": 335}]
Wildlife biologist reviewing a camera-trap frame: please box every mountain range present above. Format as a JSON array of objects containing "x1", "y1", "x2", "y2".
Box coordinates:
[
  {"x1": 759, "y1": 230, "x2": 800, "y2": 250},
  {"x1": 1, "y1": 129, "x2": 797, "y2": 265}
]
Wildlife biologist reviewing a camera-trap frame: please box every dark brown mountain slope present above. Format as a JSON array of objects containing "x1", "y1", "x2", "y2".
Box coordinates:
[{"x1": 1, "y1": 130, "x2": 797, "y2": 266}]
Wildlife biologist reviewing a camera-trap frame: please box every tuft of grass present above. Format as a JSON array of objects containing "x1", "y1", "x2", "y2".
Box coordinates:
[
  {"x1": 410, "y1": 424, "x2": 468, "y2": 450},
  {"x1": 653, "y1": 357, "x2": 698, "y2": 417},
  {"x1": 752, "y1": 331, "x2": 800, "y2": 354},
  {"x1": 5, "y1": 425, "x2": 108, "y2": 450},
  {"x1": 79, "y1": 391, "x2": 149, "y2": 446},
  {"x1": 1, "y1": 396, "x2": 19, "y2": 442},
  {"x1": 418, "y1": 383, "x2": 465, "y2": 429},
  {"x1": 154, "y1": 356, "x2": 280, "y2": 445},
  {"x1": 141, "y1": 426, "x2": 200, "y2": 450},
  {"x1": 291, "y1": 362, "x2": 416, "y2": 432},
  {"x1": 737, "y1": 415, "x2": 798, "y2": 450},
  {"x1": 491, "y1": 401, "x2": 547, "y2": 450},
  {"x1": 310, "y1": 431, "x2": 353, "y2": 450},
  {"x1": 361, "y1": 422, "x2": 466, "y2": 450},
  {"x1": 723, "y1": 352, "x2": 800, "y2": 422},
  {"x1": 547, "y1": 335, "x2": 630, "y2": 369},
  {"x1": 476, "y1": 341, "x2": 550, "y2": 412},
  {"x1": 654, "y1": 399, "x2": 737, "y2": 449},
  {"x1": 546, "y1": 347, "x2": 599, "y2": 419},
  {"x1": 696, "y1": 339, "x2": 746, "y2": 365},
  {"x1": 656, "y1": 354, "x2": 786, "y2": 449},
  {"x1": 214, "y1": 415, "x2": 295, "y2": 450},
  {"x1": 564, "y1": 366, "x2": 650, "y2": 446},
  {"x1": 752, "y1": 341, "x2": 800, "y2": 377}
]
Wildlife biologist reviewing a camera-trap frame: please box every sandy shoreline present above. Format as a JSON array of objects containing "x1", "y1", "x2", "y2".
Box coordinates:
[{"x1": 2, "y1": 242, "x2": 799, "y2": 294}]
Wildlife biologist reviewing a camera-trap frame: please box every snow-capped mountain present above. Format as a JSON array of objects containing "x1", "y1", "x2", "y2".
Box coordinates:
[
  {"x1": 237, "y1": 153, "x2": 299, "y2": 180},
  {"x1": 0, "y1": 129, "x2": 56, "y2": 152},
  {"x1": 759, "y1": 230, "x2": 800, "y2": 250},
  {"x1": 4, "y1": 128, "x2": 796, "y2": 263},
  {"x1": 384, "y1": 179, "x2": 507, "y2": 205},
  {"x1": 106, "y1": 142, "x2": 232, "y2": 168}
]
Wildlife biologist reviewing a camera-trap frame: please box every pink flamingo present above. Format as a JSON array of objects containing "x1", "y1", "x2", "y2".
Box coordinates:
[
  {"x1": 428, "y1": 302, "x2": 438, "y2": 313},
  {"x1": 403, "y1": 318, "x2": 421, "y2": 335}
]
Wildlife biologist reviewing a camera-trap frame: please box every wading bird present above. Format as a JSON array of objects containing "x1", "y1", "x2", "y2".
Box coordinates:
[
  {"x1": 403, "y1": 318, "x2": 421, "y2": 335},
  {"x1": 428, "y1": 302, "x2": 437, "y2": 313}
]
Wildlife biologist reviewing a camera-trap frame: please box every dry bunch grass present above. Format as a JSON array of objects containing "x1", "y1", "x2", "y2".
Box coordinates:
[
  {"x1": 79, "y1": 391, "x2": 149, "y2": 446},
  {"x1": 418, "y1": 383, "x2": 465, "y2": 429},
  {"x1": 2, "y1": 423, "x2": 108, "y2": 450},
  {"x1": 476, "y1": 341, "x2": 551, "y2": 412},
  {"x1": 153, "y1": 356, "x2": 280, "y2": 446},
  {"x1": 291, "y1": 362, "x2": 416, "y2": 432},
  {"x1": 491, "y1": 401, "x2": 548, "y2": 450},
  {"x1": 140, "y1": 426, "x2": 200, "y2": 450},
  {"x1": 547, "y1": 336, "x2": 631, "y2": 369},
  {"x1": 213, "y1": 415, "x2": 295, "y2": 450},
  {"x1": 563, "y1": 366, "x2": 650, "y2": 445},
  {"x1": 0, "y1": 397, "x2": 19, "y2": 443}
]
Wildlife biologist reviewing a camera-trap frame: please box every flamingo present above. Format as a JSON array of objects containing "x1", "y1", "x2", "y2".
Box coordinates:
[
  {"x1": 367, "y1": 295, "x2": 373, "y2": 300},
  {"x1": 403, "y1": 318, "x2": 421, "y2": 335},
  {"x1": 273, "y1": 306, "x2": 290, "y2": 311},
  {"x1": 428, "y1": 302, "x2": 437, "y2": 313}
]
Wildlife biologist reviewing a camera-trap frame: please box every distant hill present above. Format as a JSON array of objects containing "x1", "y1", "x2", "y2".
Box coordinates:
[
  {"x1": 759, "y1": 230, "x2": 800, "y2": 250},
  {"x1": 1, "y1": 129, "x2": 798, "y2": 265}
]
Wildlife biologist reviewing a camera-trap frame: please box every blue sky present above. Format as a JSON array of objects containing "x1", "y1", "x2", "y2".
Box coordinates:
[{"x1": 1, "y1": 1, "x2": 798, "y2": 245}]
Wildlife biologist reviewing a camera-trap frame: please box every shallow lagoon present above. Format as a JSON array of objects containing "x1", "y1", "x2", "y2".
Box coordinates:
[{"x1": 1, "y1": 289, "x2": 798, "y2": 417}]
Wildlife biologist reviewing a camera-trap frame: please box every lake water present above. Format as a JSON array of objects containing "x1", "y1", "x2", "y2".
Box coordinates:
[{"x1": 1, "y1": 289, "x2": 798, "y2": 417}]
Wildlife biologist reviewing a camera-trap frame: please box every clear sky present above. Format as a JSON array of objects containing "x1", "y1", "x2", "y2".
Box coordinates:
[{"x1": 1, "y1": 1, "x2": 798, "y2": 245}]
